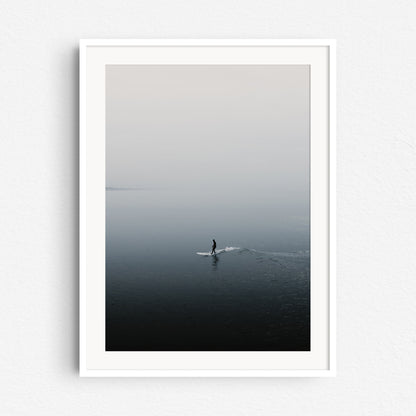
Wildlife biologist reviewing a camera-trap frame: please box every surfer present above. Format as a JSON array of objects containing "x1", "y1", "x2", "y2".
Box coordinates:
[{"x1": 211, "y1": 239, "x2": 217, "y2": 255}]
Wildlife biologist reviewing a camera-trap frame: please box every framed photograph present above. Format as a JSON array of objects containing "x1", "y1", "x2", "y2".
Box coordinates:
[{"x1": 80, "y1": 39, "x2": 336, "y2": 377}]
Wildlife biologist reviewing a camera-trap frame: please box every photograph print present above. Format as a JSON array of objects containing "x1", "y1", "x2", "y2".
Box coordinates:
[{"x1": 105, "y1": 64, "x2": 311, "y2": 352}]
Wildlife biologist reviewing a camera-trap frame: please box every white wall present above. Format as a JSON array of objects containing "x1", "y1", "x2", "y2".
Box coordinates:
[{"x1": 1, "y1": 0, "x2": 415, "y2": 414}]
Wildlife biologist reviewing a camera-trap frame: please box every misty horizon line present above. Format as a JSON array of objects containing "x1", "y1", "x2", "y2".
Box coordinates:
[{"x1": 106, "y1": 186, "x2": 164, "y2": 191}]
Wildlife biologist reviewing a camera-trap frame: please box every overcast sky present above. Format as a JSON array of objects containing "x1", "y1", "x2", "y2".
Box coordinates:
[{"x1": 106, "y1": 65, "x2": 309, "y2": 207}]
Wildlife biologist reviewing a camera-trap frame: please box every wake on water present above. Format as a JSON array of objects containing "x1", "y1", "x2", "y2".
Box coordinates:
[
  {"x1": 196, "y1": 247, "x2": 309, "y2": 258},
  {"x1": 196, "y1": 246, "x2": 309, "y2": 275}
]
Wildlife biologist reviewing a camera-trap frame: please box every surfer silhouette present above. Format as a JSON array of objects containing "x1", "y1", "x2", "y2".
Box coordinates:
[{"x1": 211, "y1": 239, "x2": 217, "y2": 255}]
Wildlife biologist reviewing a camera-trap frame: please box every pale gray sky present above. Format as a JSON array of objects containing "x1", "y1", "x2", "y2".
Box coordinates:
[{"x1": 106, "y1": 65, "x2": 309, "y2": 208}]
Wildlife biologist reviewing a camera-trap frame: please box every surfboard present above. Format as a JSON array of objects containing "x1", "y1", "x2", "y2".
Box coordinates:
[{"x1": 196, "y1": 247, "x2": 240, "y2": 256}]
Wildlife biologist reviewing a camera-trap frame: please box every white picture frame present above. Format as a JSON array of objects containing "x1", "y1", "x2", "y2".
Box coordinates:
[{"x1": 80, "y1": 39, "x2": 336, "y2": 377}]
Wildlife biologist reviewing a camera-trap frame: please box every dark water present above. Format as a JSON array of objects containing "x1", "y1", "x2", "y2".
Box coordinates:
[{"x1": 106, "y1": 189, "x2": 310, "y2": 351}]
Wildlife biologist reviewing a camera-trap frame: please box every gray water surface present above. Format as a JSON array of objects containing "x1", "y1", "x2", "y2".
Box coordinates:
[{"x1": 106, "y1": 188, "x2": 310, "y2": 351}]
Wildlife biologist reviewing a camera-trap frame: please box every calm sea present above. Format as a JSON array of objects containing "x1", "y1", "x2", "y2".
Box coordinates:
[{"x1": 106, "y1": 188, "x2": 310, "y2": 351}]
